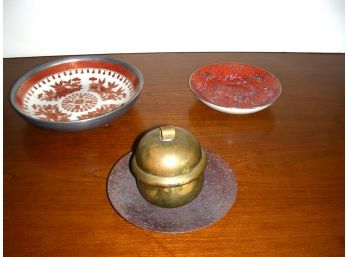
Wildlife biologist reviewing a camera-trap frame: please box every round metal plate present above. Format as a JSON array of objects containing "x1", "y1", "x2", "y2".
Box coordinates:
[
  {"x1": 107, "y1": 149, "x2": 237, "y2": 233},
  {"x1": 10, "y1": 57, "x2": 143, "y2": 131}
]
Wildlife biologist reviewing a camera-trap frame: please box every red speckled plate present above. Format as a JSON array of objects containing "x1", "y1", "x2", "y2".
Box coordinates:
[{"x1": 189, "y1": 62, "x2": 281, "y2": 114}]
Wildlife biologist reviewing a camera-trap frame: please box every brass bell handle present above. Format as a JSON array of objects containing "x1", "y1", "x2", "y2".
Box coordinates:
[{"x1": 159, "y1": 126, "x2": 176, "y2": 141}]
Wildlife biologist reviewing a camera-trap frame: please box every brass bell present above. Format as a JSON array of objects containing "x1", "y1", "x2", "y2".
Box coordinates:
[{"x1": 131, "y1": 126, "x2": 207, "y2": 208}]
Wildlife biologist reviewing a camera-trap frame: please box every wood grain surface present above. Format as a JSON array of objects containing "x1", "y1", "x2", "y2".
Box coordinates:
[{"x1": 4, "y1": 53, "x2": 344, "y2": 257}]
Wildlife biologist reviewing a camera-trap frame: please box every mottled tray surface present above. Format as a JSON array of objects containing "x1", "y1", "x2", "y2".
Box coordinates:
[{"x1": 107, "y1": 149, "x2": 237, "y2": 233}]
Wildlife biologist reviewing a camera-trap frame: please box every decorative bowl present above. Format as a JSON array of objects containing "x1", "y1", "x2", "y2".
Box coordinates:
[
  {"x1": 189, "y1": 62, "x2": 281, "y2": 114},
  {"x1": 10, "y1": 56, "x2": 143, "y2": 131}
]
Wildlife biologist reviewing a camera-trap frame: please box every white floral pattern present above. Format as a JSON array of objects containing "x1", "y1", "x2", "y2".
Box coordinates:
[{"x1": 22, "y1": 68, "x2": 134, "y2": 121}]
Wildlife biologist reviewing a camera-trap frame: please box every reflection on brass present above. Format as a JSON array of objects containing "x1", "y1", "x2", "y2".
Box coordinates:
[{"x1": 131, "y1": 126, "x2": 207, "y2": 208}]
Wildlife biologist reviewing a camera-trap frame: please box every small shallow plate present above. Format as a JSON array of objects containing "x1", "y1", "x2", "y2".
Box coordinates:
[
  {"x1": 189, "y1": 62, "x2": 281, "y2": 114},
  {"x1": 107, "y1": 149, "x2": 237, "y2": 233},
  {"x1": 10, "y1": 57, "x2": 143, "y2": 131}
]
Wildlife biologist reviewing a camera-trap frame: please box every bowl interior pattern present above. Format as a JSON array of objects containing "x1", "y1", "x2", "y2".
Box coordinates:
[
  {"x1": 189, "y1": 63, "x2": 281, "y2": 109},
  {"x1": 14, "y1": 60, "x2": 141, "y2": 122}
]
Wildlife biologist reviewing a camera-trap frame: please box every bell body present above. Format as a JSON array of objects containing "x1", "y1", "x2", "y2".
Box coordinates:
[
  {"x1": 136, "y1": 175, "x2": 204, "y2": 208},
  {"x1": 131, "y1": 126, "x2": 207, "y2": 208}
]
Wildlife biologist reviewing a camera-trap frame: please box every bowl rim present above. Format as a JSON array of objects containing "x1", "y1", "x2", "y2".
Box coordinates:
[
  {"x1": 188, "y1": 61, "x2": 282, "y2": 110},
  {"x1": 10, "y1": 56, "x2": 144, "y2": 125}
]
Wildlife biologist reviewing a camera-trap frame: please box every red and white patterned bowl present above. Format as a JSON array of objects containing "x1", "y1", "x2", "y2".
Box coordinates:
[
  {"x1": 189, "y1": 62, "x2": 281, "y2": 114},
  {"x1": 10, "y1": 57, "x2": 143, "y2": 131}
]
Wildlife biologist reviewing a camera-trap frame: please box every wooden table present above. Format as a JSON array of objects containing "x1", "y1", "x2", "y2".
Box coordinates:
[{"x1": 4, "y1": 53, "x2": 344, "y2": 257}]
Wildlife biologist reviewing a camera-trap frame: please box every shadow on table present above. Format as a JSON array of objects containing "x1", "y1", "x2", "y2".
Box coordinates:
[{"x1": 187, "y1": 101, "x2": 277, "y2": 134}]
